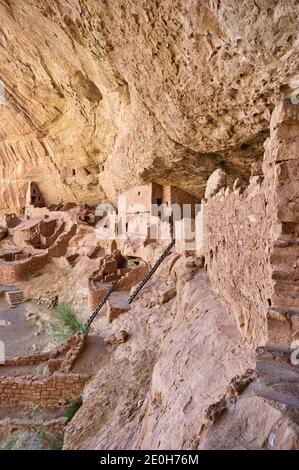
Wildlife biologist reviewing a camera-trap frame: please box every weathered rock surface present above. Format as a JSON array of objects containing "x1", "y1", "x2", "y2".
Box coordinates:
[
  {"x1": 205, "y1": 168, "x2": 226, "y2": 199},
  {"x1": 1, "y1": 1, "x2": 299, "y2": 211},
  {"x1": 63, "y1": 262, "x2": 299, "y2": 450},
  {"x1": 198, "y1": 392, "x2": 299, "y2": 450},
  {"x1": 63, "y1": 260, "x2": 257, "y2": 449}
]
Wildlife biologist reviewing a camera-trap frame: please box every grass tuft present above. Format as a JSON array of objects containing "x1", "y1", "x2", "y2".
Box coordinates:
[
  {"x1": 1, "y1": 432, "x2": 19, "y2": 450},
  {"x1": 64, "y1": 400, "x2": 82, "y2": 422},
  {"x1": 47, "y1": 303, "x2": 85, "y2": 343},
  {"x1": 55, "y1": 304, "x2": 85, "y2": 334}
]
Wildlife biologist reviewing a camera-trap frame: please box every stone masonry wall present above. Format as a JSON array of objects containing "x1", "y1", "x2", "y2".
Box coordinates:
[
  {"x1": 0, "y1": 333, "x2": 87, "y2": 408},
  {"x1": 0, "y1": 216, "x2": 77, "y2": 283},
  {"x1": 0, "y1": 373, "x2": 89, "y2": 408},
  {"x1": 0, "y1": 252, "x2": 49, "y2": 284},
  {"x1": 3, "y1": 332, "x2": 85, "y2": 372},
  {"x1": 203, "y1": 101, "x2": 299, "y2": 348},
  {"x1": 264, "y1": 101, "x2": 299, "y2": 351},
  {"x1": 203, "y1": 176, "x2": 273, "y2": 346}
]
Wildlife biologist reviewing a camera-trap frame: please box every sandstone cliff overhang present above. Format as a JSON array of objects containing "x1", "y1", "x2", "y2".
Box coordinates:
[{"x1": 0, "y1": 1, "x2": 298, "y2": 212}]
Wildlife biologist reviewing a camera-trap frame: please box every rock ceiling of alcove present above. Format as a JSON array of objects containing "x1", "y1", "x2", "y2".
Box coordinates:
[{"x1": 0, "y1": 0, "x2": 298, "y2": 211}]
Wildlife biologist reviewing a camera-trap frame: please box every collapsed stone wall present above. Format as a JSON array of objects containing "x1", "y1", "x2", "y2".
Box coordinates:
[
  {"x1": 203, "y1": 101, "x2": 299, "y2": 347},
  {"x1": 116, "y1": 264, "x2": 149, "y2": 291},
  {"x1": 4, "y1": 332, "x2": 85, "y2": 373},
  {"x1": 0, "y1": 211, "x2": 77, "y2": 283},
  {"x1": 47, "y1": 223, "x2": 77, "y2": 258},
  {"x1": 88, "y1": 251, "x2": 149, "y2": 309}
]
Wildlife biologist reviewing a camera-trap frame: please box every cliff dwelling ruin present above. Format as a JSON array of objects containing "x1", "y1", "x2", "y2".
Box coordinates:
[{"x1": 0, "y1": 0, "x2": 298, "y2": 456}]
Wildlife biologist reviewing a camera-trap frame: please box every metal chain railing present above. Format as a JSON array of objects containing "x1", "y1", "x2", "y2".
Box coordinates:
[
  {"x1": 128, "y1": 239, "x2": 175, "y2": 304},
  {"x1": 84, "y1": 279, "x2": 119, "y2": 331}
]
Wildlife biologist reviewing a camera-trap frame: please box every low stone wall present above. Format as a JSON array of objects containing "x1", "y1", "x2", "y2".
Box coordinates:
[
  {"x1": 0, "y1": 252, "x2": 49, "y2": 284},
  {"x1": 3, "y1": 333, "x2": 85, "y2": 371},
  {"x1": 0, "y1": 333, "x2": 87, "y2": 408},
  {"x1": 0, "y1": 373, "x2": 90, "y2": 408},
  {"x1": 203, "y1": 100, "x2": 299, "y2": 347}
]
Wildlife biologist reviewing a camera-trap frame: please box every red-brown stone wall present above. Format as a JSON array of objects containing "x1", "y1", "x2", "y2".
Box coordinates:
[
  {"x1": 0, "y1": 252, "x2": 49, "y2": 283},
  {"x1": 0, "y1": 373, "x2": 89, "y2": 408},
  {"x1": 203, "y1": 179, "x2": 273, "y2": 346},
  {"x1": 203, "y1": 100, "x2": 299, "y2": 347}
]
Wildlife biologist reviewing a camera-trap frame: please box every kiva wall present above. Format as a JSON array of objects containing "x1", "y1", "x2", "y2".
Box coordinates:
[{"x1": 0, "y1": 252, "x2": 49, "y2": 284}]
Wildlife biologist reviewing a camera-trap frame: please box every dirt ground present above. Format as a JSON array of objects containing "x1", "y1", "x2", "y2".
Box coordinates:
[{"x1": 0, "y1": 297, "x2": 52, "y2": 360}]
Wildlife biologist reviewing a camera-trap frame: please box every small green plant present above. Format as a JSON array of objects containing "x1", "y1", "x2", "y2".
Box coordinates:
[
  {"x1": 1, "y1": 432, "x2": 19, "y2": 450},
  {"x1": 36, "y1": 423, "x2": 46, "y2": 440},
  {"x1": 56, "y1": 304, "x2": 85, "y2": 334},
  {"x1": 64, "y1": 400, "x2": 82, "y2": 422},
  {"x1": 47, "y1": 303, "x2": 85, "y2": 342}
]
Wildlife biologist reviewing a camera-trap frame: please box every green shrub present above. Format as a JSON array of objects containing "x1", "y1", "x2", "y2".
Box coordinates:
[
  {"x1": 47, "y1": 304, "x2": 85, "y2": 342},
  {"x1": 1, "y1": 432, "x2": 19, "y2": 450},
  {"x1": 56, "y1": 304, "x2": 85, "y2": 334},
  {"x1": 64, "y1": 400, "x2": 82, "y2": 422}
]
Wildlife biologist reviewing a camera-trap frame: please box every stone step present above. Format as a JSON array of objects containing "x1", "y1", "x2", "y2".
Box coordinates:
[
  {"x1": 5, "y1": 290, "x2": 25, "y2": 308},
  {"x1": 272, "y1": 292, "x2": 299, "y2": 308},
  {"x1": 266, "y1": 317, "x2": 293, "y2": 351},
  {"x1": 270, "y1": 252, "x2": 299, "y2": 268},
  {"x1": 254, "y1": 361, "x2": 299, "y2": 414},
  {"x1": 274, "y1": 281, "x2": 299, "y2": 294},
  {"x1": 272, "y1": 270, "x2": 299, "y2": 282},
  {"x1": 268, "y1": 306, "x2": 299, "y2": 317},
  {"x1": 273, "y1": 239, "x2": 299, "y2": 248}
]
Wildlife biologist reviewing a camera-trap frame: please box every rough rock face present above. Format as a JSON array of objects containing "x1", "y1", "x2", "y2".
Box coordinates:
[
  {"x1": 63, "y1": 257, "x2": 299, "y2": 450},
  {"x1": 198, "y1": 393, "x2": 299, "y2": 450},
  {"x1": 63, "y1": 258, "x2": 257, "y2": 449},
  {"x1": 1, "y1": 0, "x2": 299, "y2": 211}
]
